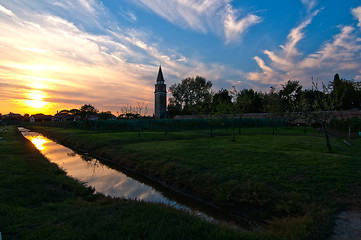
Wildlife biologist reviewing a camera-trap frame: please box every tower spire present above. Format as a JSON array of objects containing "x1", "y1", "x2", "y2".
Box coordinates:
[
  {"x1": 154, "y1": 65, "x2": 167, "y2": 118},
  {"x1": 156, "y1": 65, "x2": 164, "y2": 84}
]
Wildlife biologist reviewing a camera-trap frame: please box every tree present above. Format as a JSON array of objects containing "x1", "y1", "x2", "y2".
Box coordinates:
[
  {"x1": 119, "y1": 105, "x2": 135, "y2": 119},
  {"x1": 134, "y1": 102, "x2": 148, "y2": 117},
  {"x1": 59, "y1": 109, "x2": 70, "y2": 114},
  {"x1": 234, "y1": 88, "x2": 267, "y2": 135},
  {"x1": 23, "y1": 113, "x2": 30, "y2": 121},
  {"x1": 80, "y1": 104, "x2": 98, "y2": 119},
  {"x1": 299, "y1": 89, "x2": 314, "y2": 133},
  {"x1": 167, "y1": 103, "x2": 182, "y2": 118},
  {"x1": 212, "y1": 88, "x2": 237, "y2": 140},
  {"x1": 232, "y1": 88, "x2": 246, "y2": 135},
  {"x1": 69, "y1": 108, "x2": 81, "y2": 116},
  {"x1": 134, "y1": 102, "x2": 148, "y2": 138},
  {"x1": 98, "y1": 111, "x2": 114, "y2": 120},
  {"x1": 118, "y1": 103, "x2": 148, "y2": 137},
  {"x1": 264, "y1": 87, "x2": 281, "y2": 135},
  {"x1": 330, "y1": 73, "x2": 361, "y2": 109},
  {"x1": 169, "y1": 76, "x2": 213, "y2": 115},
  {"x1": 236, "y1": 89, "x2": 264, "y2": 113},
  {"x1": 279, "y1": 80, "x2": 303, "y2": 127},
  {"x1": 212, "y1": 88, "x2": 232, "y2": 110},
  {"x1": 312, "y1": 81, "x2": 342, "y2": 153},
  {"x1": 80, "y1": 104, "x2": 98, "y2": 114},
  {"x1": 195, "y1": 94, "x2": 216, "y2": 138}
]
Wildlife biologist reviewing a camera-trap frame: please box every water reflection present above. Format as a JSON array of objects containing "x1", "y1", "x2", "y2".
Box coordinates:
[
  {"x1": 17, "y1": 127, "x2": 246, "y2": 228},
  {"x1": 19, "y1": 127, "x2": 174, "y2": 203},
  {"x1": 27, "y1": 135, "x2": 50, "y2": 150}
]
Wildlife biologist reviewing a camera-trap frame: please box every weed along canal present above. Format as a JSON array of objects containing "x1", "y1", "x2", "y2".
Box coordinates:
[{"x1": 19, "y1": 127, "x2": 247, "y2": 229}]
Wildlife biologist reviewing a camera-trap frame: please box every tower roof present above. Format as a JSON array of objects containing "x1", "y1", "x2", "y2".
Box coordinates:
[{"x1": 156, "y1": 65, "x2": 165, "y2": 84}]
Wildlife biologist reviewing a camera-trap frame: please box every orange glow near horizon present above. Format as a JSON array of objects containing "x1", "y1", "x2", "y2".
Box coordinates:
[{"x1": 25, "y1": 90, "x2": 49, "y2": 109}]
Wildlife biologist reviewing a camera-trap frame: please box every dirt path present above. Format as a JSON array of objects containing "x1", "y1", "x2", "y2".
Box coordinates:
[{"x1": 329, "y1": 211, "x2": 361, "y2": 240}]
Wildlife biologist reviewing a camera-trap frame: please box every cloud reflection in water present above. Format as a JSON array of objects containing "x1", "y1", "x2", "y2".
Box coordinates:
[{"x1": 21, "y1": 129, "x2": 172, "y2": 203}]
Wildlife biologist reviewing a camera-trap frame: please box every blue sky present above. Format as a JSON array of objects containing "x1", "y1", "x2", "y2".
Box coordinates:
[{"x1": 1, "y1": 0, "x2": 361, "y2": 114}]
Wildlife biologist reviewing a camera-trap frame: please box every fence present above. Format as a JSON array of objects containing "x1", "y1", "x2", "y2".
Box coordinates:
[
  {"x1": 330, "y1": 118, "x2": 361, "y2": 133},
  {"x1": 24, "y1": 117, "x2": 283, "y2": 132}
]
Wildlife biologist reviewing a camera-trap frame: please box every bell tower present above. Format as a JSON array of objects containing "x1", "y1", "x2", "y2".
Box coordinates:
[{"x1": 154, "y1": 66, "x2": 167, "y2": 118}]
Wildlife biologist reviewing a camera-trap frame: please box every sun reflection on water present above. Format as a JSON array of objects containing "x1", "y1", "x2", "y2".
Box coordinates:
[{"x1": 28, "y1": 136, "x2": 50, "y2": 151}]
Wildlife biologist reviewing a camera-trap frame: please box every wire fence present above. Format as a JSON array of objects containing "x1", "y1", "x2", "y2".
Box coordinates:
[
  {"x1": 24, "y1": 117, "x2": 283, "y2": 132},
  {"x1": 330, "y1": 118, "x2": 361, "y2": 133}
]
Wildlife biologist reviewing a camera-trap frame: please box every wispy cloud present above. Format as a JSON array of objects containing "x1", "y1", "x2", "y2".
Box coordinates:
[
  {"x1": 224, "y1": 4, "x2": 261, "y2": 44},
  {"x1": 0, "y1": 1, "x2": 233, "y2": 114},
  {"x1": 0, "y1": 4, "x2": 16, "y2": 17},
  {"x1": 134, "y1": 0, "x2": 261, "y2": 44},
  {"x1": 247, "y1": 9, "x2": 321, "y2": 85},
  {"x1": 0, "y1": 2, "x2": 155, "y2": 113},
  {"x1": 246, "y1": 6, "x2": 361, "y2": 88},
  {"x1": 121, "y1": 11, "x2": 137, "y2": 23},
  {"x1": 352, "y1": 6, "x2": 361, "y2": 28},
  {"x1": 281, "y1": 9, "x2": 321, "y2": 59},
  {"x1": 301, "y1": 0, "x2": 317, "y2": 12},
  {"x1": 133, "y1": 0, "x2": 224, "y2": 33}
]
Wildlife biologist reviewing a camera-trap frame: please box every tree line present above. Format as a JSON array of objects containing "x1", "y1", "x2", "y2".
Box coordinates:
[
  {"x1": 54, "y1": 102, "x2": 149, "y2": 121},
  {"x1": 168, "y1": 74, "x2": 361, "y2": 120},
  {"x1": 167, "y1": 74, "x2": 361, "y2": 152}
]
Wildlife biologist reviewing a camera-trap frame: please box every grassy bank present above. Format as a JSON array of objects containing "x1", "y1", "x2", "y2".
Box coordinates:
[
  {"x1": 26, "y1": 125, "x2": 361, "y2": 239},
  {"x1": 0, "y1": 125, "x2": 271, "y2": 240}
]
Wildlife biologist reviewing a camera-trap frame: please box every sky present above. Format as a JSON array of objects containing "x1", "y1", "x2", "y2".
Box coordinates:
[{"x1": 1, "y1": 0, "x2": 361, "y2": 115}]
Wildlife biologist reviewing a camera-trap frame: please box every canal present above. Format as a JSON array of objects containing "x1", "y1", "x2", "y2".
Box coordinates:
[{"x1": 19, "y1": 127, "x2": 245, "y2": 228}]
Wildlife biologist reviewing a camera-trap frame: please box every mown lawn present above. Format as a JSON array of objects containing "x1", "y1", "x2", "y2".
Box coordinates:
[
  {"x1": 25, "y1": 125, "x2": 361, "y2": 239},
  {"x1": 0, "y1": 125, "x2": 272, "y2": 240}
]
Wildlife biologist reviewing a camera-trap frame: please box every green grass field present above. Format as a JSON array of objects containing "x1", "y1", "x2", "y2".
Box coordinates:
[
  {"x1": 4, "y1": 124, "x2": 361, "y2": 239},
  {"x1": 0, "y1": 125, "x2": 270, "y2": 240}
]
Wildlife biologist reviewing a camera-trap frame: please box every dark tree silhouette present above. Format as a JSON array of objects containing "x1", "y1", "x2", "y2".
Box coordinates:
[
  {"x1": 279, "y1": 80, "x2": 303, "y2": 127},
  {"x1": 236, "y1": 89, "x2": 264, "y2": 113},
  {"x1": 330, "y1": 73, "x2": 361, "y2": 110},
  {"x1": 212, "y1": 88, "x2": 236, "y2": 141},
  {"x1": 212, "y1": 88, "x2": 232, "y2": 109},
  {"x1": 312, "y1": 81, "x2": 342, "y2": 153},
  {"x1": 98, "y1": 111, "x2": 114, "y2": 120},
  {"x1": 169, "y1": 76, "x2": 212, "y2": 115},
  {"x1": 300, "y1": 89, "x2": 314, "y2": 133},
  {"x1": 80, "y1": 104, "x2": 98, "y2": 118},
  {"x1": 265, "y1": 87, "x2": 281, "y2": 135}
]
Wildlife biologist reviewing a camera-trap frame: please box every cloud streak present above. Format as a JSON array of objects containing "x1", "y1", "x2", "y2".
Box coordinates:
[
  {"x1": 301, "y1": 0, "x2": 317, "y2": 12},
  {"x1": 134, "y1": 0, "x2": 261, "y2": 44},
  {"x1": 224, "y1": 5, "x2": 261, "y2": 44},
  {"x1": 246, "y1": 6, "x2": 361, "y2": 88},
  {"x1": 0, "y1": 1, "x2": 235, "y2": 114},
  {"x1": 0, "y1": 2, "x2": 157, "y2": 113},
  {"x1": 352, "y1": 6, "x2": 361, "y2": 28},
  {"x1": 2, "y1": 1, "x2": 359, "y2": 115}
]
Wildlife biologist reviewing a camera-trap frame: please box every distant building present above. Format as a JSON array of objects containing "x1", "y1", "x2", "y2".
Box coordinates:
[
  {"x1": 154, "y1": 66, "x2": 167, "y2": 118},
  {"x1": 52, "y1": 112, "x2": 72, "y2": 121},
  {"x1": 3, "y1": 112, "x2": 23, "y2": 120},
  {"x1": 29, "y1": 114, "x2": 52, "y2": 122},
  {"x1": 83, "y1": 115, "x2": 99, "y2": 121}
]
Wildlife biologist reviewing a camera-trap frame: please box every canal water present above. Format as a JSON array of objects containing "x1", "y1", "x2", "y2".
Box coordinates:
[{"x1": 19, "y1": 127, "x2": 241, "y2": 227}]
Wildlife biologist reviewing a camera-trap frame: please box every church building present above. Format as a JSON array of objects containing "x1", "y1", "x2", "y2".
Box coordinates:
[{"x1": 154, "y1": 66, "x2": 167, "y2": 118}]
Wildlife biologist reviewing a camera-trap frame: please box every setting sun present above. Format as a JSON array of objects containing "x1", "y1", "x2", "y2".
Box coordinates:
[{"x1": 25, "y1": 91, "x2": 48, "y2": 109}]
